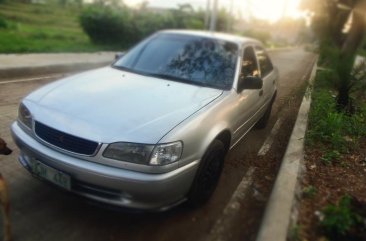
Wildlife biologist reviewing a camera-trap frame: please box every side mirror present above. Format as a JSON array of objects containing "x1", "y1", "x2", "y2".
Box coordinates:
[
  {"x1": 238, "y1": 76, "x2": 263, "y2": 92},
  {"x1": 115, "y1": 52, "x2": 126, "y2": 60}
]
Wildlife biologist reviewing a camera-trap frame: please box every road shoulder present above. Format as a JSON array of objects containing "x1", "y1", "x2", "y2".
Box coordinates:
[{"x1": 256, "y1": 58, "x2": 318, "y2": 241}]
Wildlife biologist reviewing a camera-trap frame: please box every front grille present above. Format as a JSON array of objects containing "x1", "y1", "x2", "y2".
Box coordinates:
[{"x1": 34, "y1": 121, "x2": 99, "y2": 156}]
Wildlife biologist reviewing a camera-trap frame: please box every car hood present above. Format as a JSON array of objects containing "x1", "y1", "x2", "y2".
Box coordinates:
[{"x1": 25, "y1": 67, "x2": 223, "y2": 144}]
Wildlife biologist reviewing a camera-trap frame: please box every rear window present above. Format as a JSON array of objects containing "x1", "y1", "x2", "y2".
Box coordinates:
[{"x1": 255, "y1": 46, "x2": 273, "y2": 77}]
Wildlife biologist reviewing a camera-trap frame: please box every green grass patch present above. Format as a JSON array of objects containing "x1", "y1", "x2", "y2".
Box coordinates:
[
  {"x1": 289, "y1": 224, "x2": 302, "y2": 241},
  {"x1": 306, "y1": 69, "x2": 366, "y2": 158},
  {"x1": 320, "y1": 195, "x2": 363, "y2": 238},
  {"x1": 302, "y1": 185, "x2": 317, "y2": 199},
  {"x1": 320, "y1": 150, "x2": 341, "y2": 165},
  {"x1": 0, "y1": 2, "x2": 118, "y2": 53}
]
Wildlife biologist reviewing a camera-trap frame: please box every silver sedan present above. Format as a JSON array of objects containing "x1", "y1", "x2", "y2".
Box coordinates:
[{"x1": 11, "y1": 30, "x2": 278, "y2": 211}]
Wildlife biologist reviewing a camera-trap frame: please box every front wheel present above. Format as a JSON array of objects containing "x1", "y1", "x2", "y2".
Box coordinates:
[{"x1": 186, "y1": 140, "x2": 226, "y2": 207}]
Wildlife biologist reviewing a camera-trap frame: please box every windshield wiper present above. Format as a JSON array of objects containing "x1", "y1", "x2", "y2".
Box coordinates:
[{"x1": 112, "y1": 65, "x2": 132, "y2": 72}]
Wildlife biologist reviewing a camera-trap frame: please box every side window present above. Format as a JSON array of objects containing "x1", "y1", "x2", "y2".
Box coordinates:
[
  {"x1": 255, "y1": 46, "x2": 273, "y2": 77},
  {"x1": 240, "y1": 46, "x2": 259, "y2": 78}
]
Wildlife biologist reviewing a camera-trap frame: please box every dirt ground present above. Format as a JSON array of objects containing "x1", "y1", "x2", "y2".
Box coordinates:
[{"x1": 296, "y1": 137, "x2": 366, "y2": 240}]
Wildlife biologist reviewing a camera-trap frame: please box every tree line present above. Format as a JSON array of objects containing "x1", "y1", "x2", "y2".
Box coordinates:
[
  {"x1": 79, "y1": 2, "x2": 233, "y2": 47},
  {"x1": 302, "y1": 0, "x2": 366, "y2": 111}
]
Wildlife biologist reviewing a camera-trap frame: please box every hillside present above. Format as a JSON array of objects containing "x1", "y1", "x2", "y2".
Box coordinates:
[{"x1": 0, "y1": 2, "x2": 111, "y2": 53}]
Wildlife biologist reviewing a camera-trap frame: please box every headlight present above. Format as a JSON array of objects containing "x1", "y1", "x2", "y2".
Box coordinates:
[
  {"x1": 18, "y1": 103, "x2": 32, "y2": 129},
  {"x1": 103, "y1": 143, "x2": 154, "y2": 165},
  {"x1": 103, "y1": 141, "x2": 183, "y2": 166},
  {"x1": 150, "y1": 142, "x2": 183, "y2": 166}
]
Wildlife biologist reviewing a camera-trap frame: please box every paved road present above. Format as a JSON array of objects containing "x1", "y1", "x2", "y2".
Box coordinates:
[
  {"x1": 0, "y1": 48, "x2": 316, "y2": 241},
  {"x1": 0, "y1": 52, "x2": 115, "y2": 80}
]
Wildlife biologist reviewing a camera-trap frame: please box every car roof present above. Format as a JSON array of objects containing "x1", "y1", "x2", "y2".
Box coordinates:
[{"x1": 158, "y1": 29, "x2": 262, "y2": 46}]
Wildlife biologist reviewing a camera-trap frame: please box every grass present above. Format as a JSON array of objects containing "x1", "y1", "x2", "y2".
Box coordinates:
[
  {"x1": 288, "y1": 224, "x2": 302, "y2": 241},
  {"x1": 302, "y1": 185, "x2": 317, "y2": 199},
  {"x1": 306, "y1": 69, "x2": 366, "y2": 158},
  {"x1": 320, "y1": 150, "x2": 341, "y2": 165},
  {"x1": 320, "y1": 195, "x2": 363, "y2": 238},
  {"x1": 0, "y1": 2, "x2": 117, "y2": 53},
  {"x1": 299, "y1": 50, "x2": 366, "y2": 240}
]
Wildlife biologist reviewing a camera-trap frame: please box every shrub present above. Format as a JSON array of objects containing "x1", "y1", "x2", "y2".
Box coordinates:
[
  {"x1": 320, "y1": 195, "x2": 362, "y2": 237},
  {"x1": 79, "y1": 4, "x2": 205, "y2": 47},
  {"x1": 0, "y1": 17, "x2": 8, "y2": 29},
  {"x1": 80, "y1": 5, "x2": 135, "y2": 46},
  {"x1": 133, "y1": 11, "x2": 174, "y2": 39},
  {"x1": 306, "y1": 67, "x2": 366, "y2": 154},
  {"x1": 307, "y1": 89, "x2": 347, "y2": 151}
]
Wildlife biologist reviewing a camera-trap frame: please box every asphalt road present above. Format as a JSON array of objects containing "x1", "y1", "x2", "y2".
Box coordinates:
[{"x1": 0, "y1": 48, "x2": 316, "y2": 241}]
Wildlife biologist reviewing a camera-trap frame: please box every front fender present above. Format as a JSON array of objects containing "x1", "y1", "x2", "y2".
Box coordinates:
[{"x1": 158, "y1": 93, "x2": 234, "y2": 169}]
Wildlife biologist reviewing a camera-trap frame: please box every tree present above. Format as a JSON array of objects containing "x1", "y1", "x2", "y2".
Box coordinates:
[{"x1": 302, "y1": 0, "x2": 366, "y2": 111}]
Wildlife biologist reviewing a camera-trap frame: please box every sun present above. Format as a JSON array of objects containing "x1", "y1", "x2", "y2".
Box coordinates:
[{"x1": 237, "y1": 0, "x2": 303, "y2": 22}]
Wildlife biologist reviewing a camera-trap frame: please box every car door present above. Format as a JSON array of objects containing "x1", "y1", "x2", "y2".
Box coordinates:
[
  {"x1": 232, "y1": 45, "x2": 263, "y2": 144},
  {"x1": 254, "y1": 45, "x2": 276, "y2": 105}
]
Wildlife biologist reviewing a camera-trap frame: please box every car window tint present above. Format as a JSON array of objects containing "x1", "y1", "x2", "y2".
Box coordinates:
[
  {"x1": 114, "y1": 33, "x2": 239, "y2": 90},
  {"x1": 241, "y1": 46, "x2": 259, "y2": 78},
  {"x1": 133, "y1": 37, "x2": 185, "y2": 73},
  {"x1": 255, "y1": 46, "x2": 273, "y2": 77},
  {"x1": 114, "y1": 35, "x2": 154, "y2": 69}
]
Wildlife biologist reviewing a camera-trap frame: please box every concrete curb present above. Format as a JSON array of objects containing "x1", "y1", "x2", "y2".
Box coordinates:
[
  {"x1": 0, "y1": 60, "x2": 112, "y2": 81},
  {"x1": 256, "y1": 57, "x2": 318, "y2": 241}
]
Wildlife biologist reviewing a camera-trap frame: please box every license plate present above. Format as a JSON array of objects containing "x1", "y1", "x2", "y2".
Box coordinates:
[{"x1": 30, "y1": 159, "x2": 71, "y2": 190}]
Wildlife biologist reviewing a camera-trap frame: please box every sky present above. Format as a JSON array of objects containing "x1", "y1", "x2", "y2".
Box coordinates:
[{"x1": 124, "y1": 0, "x2": 304, "y2": 22}]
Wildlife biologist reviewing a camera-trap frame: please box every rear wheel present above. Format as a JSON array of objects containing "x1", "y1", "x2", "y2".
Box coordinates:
[{"x1": 186, "y1": 140, "x2": 226, "y2": 207}]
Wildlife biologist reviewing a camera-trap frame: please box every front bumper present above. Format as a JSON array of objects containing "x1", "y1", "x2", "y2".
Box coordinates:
[{"x1": 11, "y1": 121, "x2": 199, "y2": 211}]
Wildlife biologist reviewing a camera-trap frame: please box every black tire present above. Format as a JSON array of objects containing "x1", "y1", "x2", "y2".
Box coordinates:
[{"x1": 186, "y1": 140, "x2": 226, "y2": 207}]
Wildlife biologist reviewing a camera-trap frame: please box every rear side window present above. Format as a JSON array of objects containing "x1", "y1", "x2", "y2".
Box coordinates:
[{"x1": 255, "y1": 46, "x2": 273, "y2": 77}]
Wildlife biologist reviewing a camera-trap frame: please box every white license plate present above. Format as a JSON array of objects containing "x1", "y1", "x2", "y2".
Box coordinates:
[{"x1": 30, "y1": 159, "x2": 71, "y2": 190}]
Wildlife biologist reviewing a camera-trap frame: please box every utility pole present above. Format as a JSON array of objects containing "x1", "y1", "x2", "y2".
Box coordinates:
[
  {"x1": 209, "y1": 0, "x2": 218, "y2": 31},
  {"x1": 204, "y1": 0, "x2": 211, "y2": 30}
]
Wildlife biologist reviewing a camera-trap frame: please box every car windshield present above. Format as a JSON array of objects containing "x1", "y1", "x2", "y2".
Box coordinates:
[{"x1": 113, "y1": 33, "x2": 239, "y2": 90}]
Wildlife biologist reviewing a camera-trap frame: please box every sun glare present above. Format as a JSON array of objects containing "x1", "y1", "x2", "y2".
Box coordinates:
[
  {"x1": 125, "y1": 0, "x2": 304, "y2": 22},
  {"x1": 240, "y1": 0, "x2": 303, "y2": 22}
]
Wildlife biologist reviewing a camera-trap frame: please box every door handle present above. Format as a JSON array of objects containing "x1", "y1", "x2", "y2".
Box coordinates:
[{"x1": 259, "y1": 90, "x2": 263, "y2": 96}]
